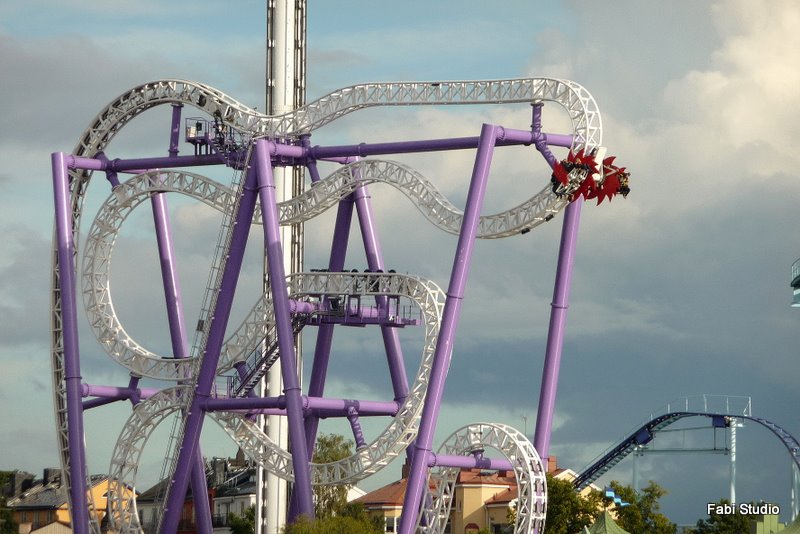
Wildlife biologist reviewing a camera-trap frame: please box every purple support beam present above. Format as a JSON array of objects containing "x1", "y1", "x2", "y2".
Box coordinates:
[
  {"x1": 61, "y1": 139, "x2": 326, "y2": 173},
  {"x1": 531, "y1": 102, "x2": 559, "y2": 168},
  {"x1": 150, "y1": 176, "x2": 190, "y2": 364},
  {"x1": 306, "y1": 158, "x2": 323, "y2": 183},
  {"x1": 288, "y1": 299, "x2": 320, "y2": 314},
  {"x1": 305, "y1": 397, "x2": 398, "y2": 414},
  {"x1": 81, "y1": 383, "x2": 160, "y2": 399},
  {"x1": 67, "y1": 153, "x2": 223, "y2": 172},
  {"x1": 81, "y1": 384, "x2": 160, "y2": 410},
  {"x1": 168, "y1": 104, "x2": 182, "y2": 157},
  {"x1": 203, "y1": 395, "x2": 398, "y2": 417},
  {"x1": 160, "y1": 165, "x2": 260, "y2": 534},
  {"x1": 81, "y1": 381, "x2": 160, "y2": 410},
  {"x1": 429, "y1": 454, "x2": 514, "y2": 471},
  {"x1": 127, "y1": 375, "x2": 141, "y2": 405},
  {"x1": 352, "y1": 171, "x2": 410, "y2": 404},
  {"x1": 289, "y1": 189, "x2": 354, "y2": 526},
  {"x1": 82, "y1": 397, "x2": 126, "y2": 410},
  {"x1": 532, "y1": 200, "x2": 582, "y2": 461},
  {"x1": 543, "y1": 132, "x2": 573, "y2": 149},
  {"x1": 347, "y1": 407, "x2": 367, "y2": 449},
  {"x1": 398, "y1": 124, "x2": 499, "y2": 534},
  {"x1": 151, "y1": 109, "x2": 214, "y2": 532},
  {"x1": 203, "y1": 396, "x2": 286, "y2": 412},
  {"x1": 63, "y1": 129, "x2": 572, "y2": 176},
  {"x1": 310, "y1": 136, "x2": 484, "y2": 159},
  {"x1": 253, "y1": 139, "x2": 315, "y2": 520},
  {"x1": 532, "y1": 100, "x2": 585, "y2": 463},
  {"x1": 308, "y1": 128, "x2": 569, "y2": 160},
  {"x1": 302, "y1": 194, "x2": 355, "y2": 452},
  {"x1": 52, "y1": 152, "x2": 90, "y2": 534},
  {"x1": 297, "y1": 154, "x2": 411, "y2": 516}
]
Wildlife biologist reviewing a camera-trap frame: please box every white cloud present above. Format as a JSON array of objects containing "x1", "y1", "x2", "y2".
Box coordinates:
[
  {"x1": 2, "y1": 2, "x2": 799, "y2": 523},
  {"x1": 662, "y1": 0, "x2": 800, "y2": 170}
]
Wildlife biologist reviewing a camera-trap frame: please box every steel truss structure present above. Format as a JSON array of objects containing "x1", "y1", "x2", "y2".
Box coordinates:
[
  {"x1": 50, "y1": 77, "x2": 625, "y2": 534},
  {"x1": 574, "y1": 411, "x2": 800, "y2": 492}
]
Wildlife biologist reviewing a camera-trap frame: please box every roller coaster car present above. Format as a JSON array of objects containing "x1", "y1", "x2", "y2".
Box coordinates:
[{"x1": 551, "y1": 148, "x2": 630, "y2": 204}]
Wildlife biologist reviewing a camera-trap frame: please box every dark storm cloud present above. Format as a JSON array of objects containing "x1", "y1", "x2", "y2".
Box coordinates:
[{"x1": 2, "y1": 0, "x2": 799, "y2": 525}]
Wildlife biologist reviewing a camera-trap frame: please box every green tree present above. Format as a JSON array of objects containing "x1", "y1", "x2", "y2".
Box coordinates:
[
  {"x1": 228, "y1": 505, "x2": 255, "y2": 534},
  {"x1": 311, "y1": 434, "x2": 354, "y2": 519},
  {"x1": 0, "y1": 499, "x2": 14, "y2": 534},
  {"x1": 505, "y1": 499, "x2": 517, "y2": 533},
  {"x1": 609, "y1": 480, "x2": 676, "y2": 534},
  {"x1": 282, "y1": 503, "x2": 383, "y2": 534},
  {"x1": 0, "y1": 471, "x2": 17, "y2": 534},
  {"x1": 690, "y1": 499, "x2": 757, "y2": 533},
  {"x1": 544, "y1": 474, "x2": 603, "y2": 534},
  {"x1": 282, "y1": 435, "x2": 383, "y2": 533}
]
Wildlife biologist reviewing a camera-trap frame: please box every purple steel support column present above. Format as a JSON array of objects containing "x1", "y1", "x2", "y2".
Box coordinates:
[
  {"x1": 150, "y1": 183, "x2": 190, "y2": 365},
  {"x1": 168, "y1": 104, "x2": 182, "y2": 157},
  {"x1": 52, "y1": 152, "x2": 90, "y2": 534},
  {"x1": 352, "y1": 171, "x2": 410, "y2": 403},
  {"x1": 303, "y1": 195, "x2": 354, "y2": 446},
  {"x1": 530, "y1": 102, "x2": 558, "y2": 168},
  {"x1": 398, "y1": 124, "x2": 499, "y2": 534},
  {"x1": 306, "y1": 158, "x2": 322, "y2": 183},
  {"x1": 127, "y1": 375, "x2": 141, "y2": 405},
  {"x1": 532, "y1": 99, "x2": 584, "y2": 462},
  {"x1": 160, "y1": 166, "x2": 260, "y2": 534},
  {"x1": 150, "y1": 170, "x2": 213, "y2": 533},
  {"x1": 346, "y1": 406, "x2": 368, "y2": 449},
  {"x1": 253, "y1": 139, "x2": 315, "y2": 520},
  {"x1": 287, "y1": 187, "x2": 355, "y2": 521},
  {"x1": 532, "y1": 200, "x2": 582, "y2": 460}
]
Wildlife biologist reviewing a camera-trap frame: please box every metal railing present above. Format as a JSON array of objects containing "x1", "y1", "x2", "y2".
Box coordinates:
[
  {"x1": 578, "y1": 395, "x2": 752, "y2": 483},
  {"x1": 792, "y1": 258, "x2": 800, "y2": 288},
  {"x1": 648, "y1": 394, "x2": 752, "y2": 421}
]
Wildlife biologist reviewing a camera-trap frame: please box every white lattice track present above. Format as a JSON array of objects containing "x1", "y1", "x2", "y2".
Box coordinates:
[{"x1": 51, "y1": 77, "x2": 603, "y2": 533}]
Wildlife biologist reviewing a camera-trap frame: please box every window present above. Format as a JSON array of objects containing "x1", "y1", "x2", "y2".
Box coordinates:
[{"x1": 384, "y1": 516, "x2": 397, "y2": 533}]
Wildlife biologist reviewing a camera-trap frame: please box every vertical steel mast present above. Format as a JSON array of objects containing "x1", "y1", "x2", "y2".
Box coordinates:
[{"x1": 260, "y1": 2, "x2": 306, "y2": 533}]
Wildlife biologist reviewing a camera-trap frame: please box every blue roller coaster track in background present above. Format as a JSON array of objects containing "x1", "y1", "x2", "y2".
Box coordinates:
[{"x1": 574, "y1": 411, "x2": 800, "y2": 491}]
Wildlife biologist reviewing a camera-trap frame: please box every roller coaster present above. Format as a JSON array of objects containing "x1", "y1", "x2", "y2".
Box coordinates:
[
  {"x1": 50, "y1": 78, "x2": 629, "y2": 534},
  {"x1": 574, "y1": 401, "x2": 800, "y2": 492}
]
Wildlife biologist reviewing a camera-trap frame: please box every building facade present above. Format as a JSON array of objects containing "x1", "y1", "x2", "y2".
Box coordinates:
[{"x1": 6, "y1": 470, "x2": 134, "y2": 533}]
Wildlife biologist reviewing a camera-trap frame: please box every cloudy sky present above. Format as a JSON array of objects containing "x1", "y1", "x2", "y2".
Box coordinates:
[{"x1": 2, "y1": 0, "x2": 799, "y2": 527}]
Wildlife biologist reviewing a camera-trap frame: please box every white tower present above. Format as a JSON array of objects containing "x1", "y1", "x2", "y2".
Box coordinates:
[{"x1": 259, "y1": 2, "x2": 306, "y2": 533}]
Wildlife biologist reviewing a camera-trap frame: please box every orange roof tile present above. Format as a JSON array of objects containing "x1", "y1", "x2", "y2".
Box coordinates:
[
  {"x1": 353, "y1": 479, "x2": 408, "y2": 507},
  {"x1": 354, "y1": 477, "x2": 438, "y2": 507},
  {"x1": 484, "y1": 486, "x2": 518, "y2": 505}
]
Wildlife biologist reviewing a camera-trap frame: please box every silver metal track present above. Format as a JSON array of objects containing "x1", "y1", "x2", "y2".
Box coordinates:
[
  {"x1": 51, "y1": 76, "x2": 602, "y2": 533},
  {"x1": 420, "y1": 423, "x2": 547, "y2": 534}
]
